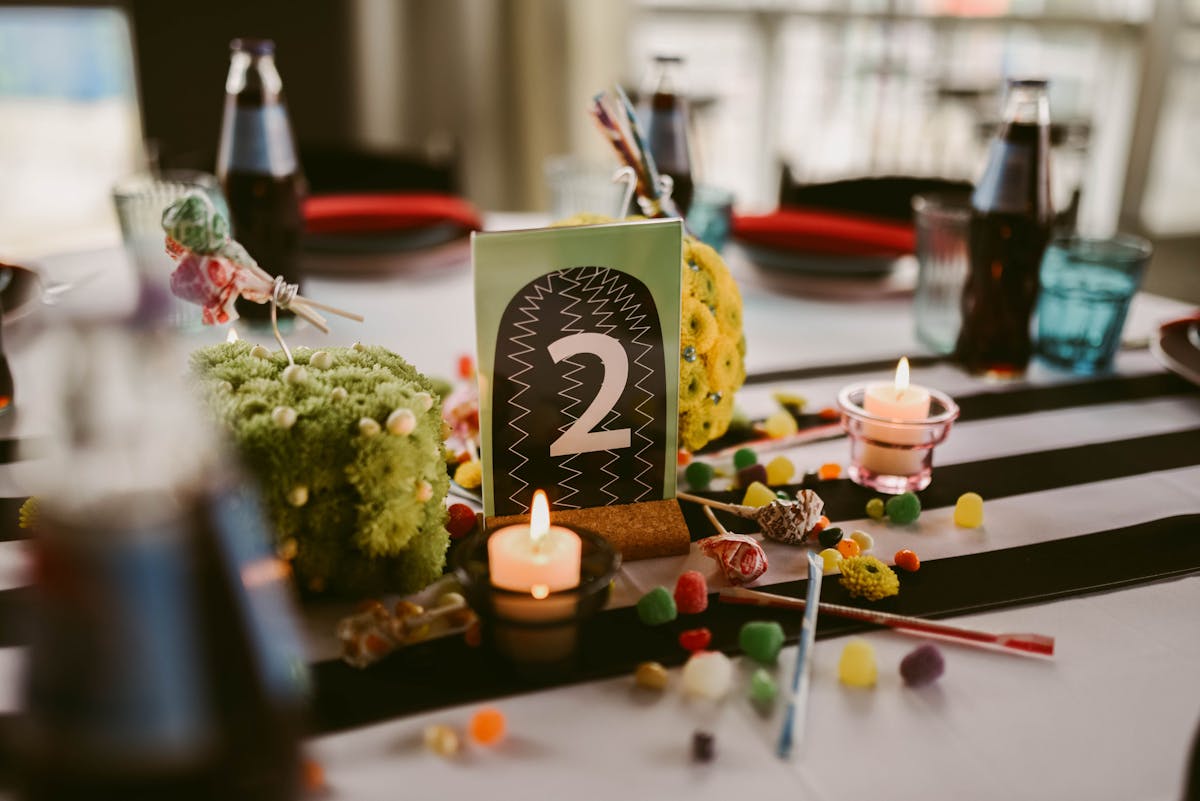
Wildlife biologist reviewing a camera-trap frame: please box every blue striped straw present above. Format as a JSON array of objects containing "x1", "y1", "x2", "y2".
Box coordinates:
[{"x1": 777, "y1": 552, "x2": 823, "y2": 759}]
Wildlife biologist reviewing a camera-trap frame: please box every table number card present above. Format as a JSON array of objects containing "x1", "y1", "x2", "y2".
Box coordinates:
[{"x1": 474, "y1": 220, "x2": 689, "y2": 558}]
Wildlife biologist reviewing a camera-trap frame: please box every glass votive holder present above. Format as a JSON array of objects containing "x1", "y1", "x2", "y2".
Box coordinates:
[
  {"x1": 837, "y1": 384, "x2": 960, "y2": 494},
  {"x1": 454, "y1": 525, "x2": 620, "y2": 681}
]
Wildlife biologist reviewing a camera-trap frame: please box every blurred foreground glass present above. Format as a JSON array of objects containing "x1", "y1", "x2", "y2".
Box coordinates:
[
  {"x1": 544, "y1": 156, "x2": 628, "y2": 220},
  {"x1": 686, "y1": 185, "x2": 733, "y2": 253},
  {"x1": 912, "y1": 193, "x2": 971, "y2": 354},
  {"x1": 113, "y1": 171, "x2": 227, "y2": 331},
  {"x1": 1036, "y1": 234, "x2": 1153, "y2": 374}
]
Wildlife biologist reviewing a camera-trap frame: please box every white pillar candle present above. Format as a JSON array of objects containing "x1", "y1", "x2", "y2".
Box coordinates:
[
  {"x1": 488, "y1": 490, "x2": 581, "y2": 595},
  {"x1": 860, "y1": 358, "x2": 932, "y2": 475}
]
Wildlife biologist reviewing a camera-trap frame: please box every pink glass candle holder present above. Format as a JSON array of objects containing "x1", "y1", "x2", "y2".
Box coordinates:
[{"x1": 837, "y1": 384, "x2": 960, "y2": 494}]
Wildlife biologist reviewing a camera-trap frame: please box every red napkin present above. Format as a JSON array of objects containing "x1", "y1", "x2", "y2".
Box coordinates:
[
  {"x1": 303, "y1": 193, "x2": 483, "y2": 236},
  {"x1": 732, "y1": 207, "x2": 915, "y2": 257}
]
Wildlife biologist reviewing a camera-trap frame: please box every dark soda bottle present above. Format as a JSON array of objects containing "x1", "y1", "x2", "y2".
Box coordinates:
[
  {"x1": 217, "y1": 38, "x2": 305, "y2": 325},
  {"x1": 954, "y1": 79, "x2": 1054, "y2": 379},
  {"x1": 638, "y1": 55, "x2": 695, "y2": 217}
]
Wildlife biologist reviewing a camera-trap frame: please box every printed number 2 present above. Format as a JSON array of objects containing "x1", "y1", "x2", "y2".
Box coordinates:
[{"x1": 547, "y1": 332, "x2": 631, "y2": 457}]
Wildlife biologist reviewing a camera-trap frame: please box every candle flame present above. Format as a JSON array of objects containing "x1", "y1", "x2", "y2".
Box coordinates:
[
  {"x1": 226, "y1": 327, "x2": 240, "y2": 343},
  {"x1": 530, "y1": 490, "x2": 550, "y2": 546},
  {"x1": 895, "y1": 357, "x2": 910, "y2": 393},
  {"x1": 531, "y1": 583, "x2": 549, "y2": 600}
]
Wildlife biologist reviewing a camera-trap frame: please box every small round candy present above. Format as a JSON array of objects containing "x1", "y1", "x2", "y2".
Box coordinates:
[
  {"x1": 733, "y1": 447, "x2": 758, "y2": 470},
  {"x1": 885, "y1": 492, "x2": 922, "y2": 525},
  {"x1": 812, "y1": 515, "x2": 830, "y2": 534},
  {"x1": 287, "y1": 485, "x2": 309, "y2": 507},
  {"x1": 634, "y1": 661, "x2": 670, "y2": 690},
  {"x1": 468, "y1": 708, "x2": 506, "y2": 745},
  {"x1": 739, "y1": 620, "x2": 785, "y2": 664},
  {"x1": 446, "y1": 504, "x2": 477, "y2": 539},
  {"x1": 309, "y1": 350, "x2": 334, "y2": 370},
  {"x1": 865, "y1": 498, "x2": 886, "y2": 520},
  {"x1": 692, "y1": 730, "x2": 716, "y2": 763},
  {"x1": 838, "y1": 639, "x2": 878, "y2": 688},
  {"x1": 763, "y1": 410, "x2": 798, "y2": 439},
  {"x1": 817, "y1": 525, "x2": 844, "y2": 549},
  {"x1": 900, "y1": 643, "x2": 945, "y2": 687},
  {"x1": 764, "y1": 455, "x2": 795, "y2": 486},
  {"x1": 685, "y1": 461, "x2": 715, "y2": 491},
  {"x1": 673, "y1": 570, "x2": 709, "y2": 615},
  {"x1": 836, "y1": 538, "x2": 861, "y2": 558},
  {"x1": 424, "y1": 724, "x2": 460, "y2": 756},
  {"x1": 677, "y1": 449, "x2": 692, "y2": 466},
  {"x1": 636, "y1": 586, "x2": 678, "y2": 626},
  {"x1": 954, "y1": 492, "x2": 984, "y2": 528},
  {"x1": 748, "y1": 668, "x2": 778, "y2": 704},
  {"x1": 894, "y1": 548, "x2": 921, "y2": 572},
  {"x1": 817, "y1": 462, "x2": 842, "y2": 480},
  {"x1": 736, "y1": 463, "x2": 768, "y2": 489},
  {"x1": 818, "y1": 548, "x2": 843, "y2": 574},
  {"x1": 817, "y1": 406, "x2": 840, "y2": 421},
  {"x1": 682, "y1": 651, "x2": 733, "y2": 699},
  {"x1": 679, "y1": 627, "x2": 713, "y2": 652},
  {"x1": 272, "y1": 406, "x2": 298, "y2": 429},
  {"x1": 850, "y1": 530, "x2": 874, "y2": 552},
  {"x1": 741, "y1": 480, "x2": 776, "y2": 508}
]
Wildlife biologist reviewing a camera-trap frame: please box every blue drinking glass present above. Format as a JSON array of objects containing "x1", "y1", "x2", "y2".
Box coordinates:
[{"x1": 1035, "y1": 234, "x2": 1153, "y2": 374}]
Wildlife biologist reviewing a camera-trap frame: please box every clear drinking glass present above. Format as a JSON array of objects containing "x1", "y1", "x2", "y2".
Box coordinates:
[
  {"x1": 686, "y1": 185, "x2": 734, "y2": 253},
  {"x1": 912, "y1": 192, "x2": 971, "y2": 354},
  {"x1": 544, "y1": 156, "x2": 628, "y2": 221}
]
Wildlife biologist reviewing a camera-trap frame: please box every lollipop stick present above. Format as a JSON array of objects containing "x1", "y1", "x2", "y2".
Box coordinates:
[
  {"x1": 702, "y1": 504, "x2": 733, "y2": 537},
  {"x1": 295, "y1": 295, "x2": 365, "y2": 322},
  {"x1": 678, "y1": 491, "x2": 750, "y2": 517}
]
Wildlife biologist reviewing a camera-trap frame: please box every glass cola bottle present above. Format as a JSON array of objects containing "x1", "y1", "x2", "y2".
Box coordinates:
[{"x1": 638, "y1": 55, "x2": 695, "y2": 217}]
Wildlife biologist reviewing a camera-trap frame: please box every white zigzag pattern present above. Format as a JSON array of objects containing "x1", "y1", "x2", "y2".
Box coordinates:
[
  {"x1": 502, "y1": 274, "x2": 554, "y2": 512},
  {"x1": 608, "y1": 275, "x2": 658, "y2": 502},
  {"x1": 553, "y1": 270, "x2": 586, "y2": 509}
]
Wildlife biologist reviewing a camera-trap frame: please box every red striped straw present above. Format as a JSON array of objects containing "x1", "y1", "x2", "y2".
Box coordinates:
[{"x1": 720, "y1": 587, "x2": 1055, "y2": 658}]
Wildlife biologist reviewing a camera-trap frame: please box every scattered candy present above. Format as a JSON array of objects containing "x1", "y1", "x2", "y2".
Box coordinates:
[
  {"x1": 698, "y1": 533, "x2": 768, "y2": 585},
  {"x1": 771, "y1": 390, "x2": 806, "y2": 413},
  {"x1": 763, "y1": 410, "x2": 799, "y2": 439},
  {"x1": 733, "y1": 447, "x2": 758, "y2": 470},
  {"x1": 457, "y1": 354, "x2": 475, "y2": 379},
  {"x1": 635, "y1": 661, "x2": 670, "y2": 690},
  {"x1": 386, "y1": 408, "x2": 417, "y2": 436},
  {"x1": 865, "y1": 497, "x2": 886, "y2": 520},
  {"x1": 886, "y1": 492, "x2": 922, "y2": 525},
  {"x1": 674, "y1": 570, "x2": 709, "y2": 614},
  {"x1": 687, "y1": 490, "x2": 824, "y2": 546},
  {"x1": 836, "y1": 538, "x2": 861, "y2": 558},
  {"x1": 812, "y1": 515, "x2": 830, "y2": 534},
  {"x1": 741, "y1": 481, "x2": 777, "y2": 508},
  {"x1": 682, "y1": 651, "x2": 733, "y2": 699},
  {"x1": 818, "y1": 548, "x2": 843, "y2": 574},
  {"x1": 850, "y1": 530, "x2": 874, "y2": 552},
  {"x1": 900, "y1": 643, "x2": 945, "y2": 687},
  {"x1": 839, "y1": 555, "x2": 900, "y2": 601},
  {"x1": 894, "y1": 548, "x2": 921, "y2": 572},
  {"x1": 679, "y1": 627, "x2": 713, "y2": 652},
  {"x1": 775, "y1": 491, "x2": 790, "y2": 500},
  {"x1": 453, "y1": 459, "x2": 482, "y2": 489},
  {"x1": 677, "y1": 449, "x2": 692, "y2": 466},
  {"x1": 287, "y1": 485, "x2": 309, "y2": 507},
  {"x1": 838, "y1": 639, "x2": 878, "y2": 687},
  {"x1": 692, "y1": 730, "x2": 716, "y2": 763},
  {"x1": 818, "y1": 525, "x2": 844, "y2": 549},
  {"x1": 424, "y1": 724, "x2": 460, "y2": 757},
  {"x1": 468, "y1": 708, "x2": 506, "y2": 745},
  {"x1": 271, "y1": 405, "x2": 297, "y2": 429},
  {"x1": 736, "y1": 463, "x2": 768, "y2": 489},
  {"x1": 684, "y1": 461, "x2": 714, "y2": 490},
  {"x1": 954, "y1": 492, "x2": 984, "y2": 528},
  {"x1": 637, "y1": 586, "x2": 678, "y2": 626},
  {"x1": 748, "y1": 668, "x2": 778, "y2": 704},
  {"x1": 301, "y1": 757, "x2": 326, "y2": 791},
  {"x1": 446, "y1": 504, "x2": 477, "y2": 539},
  {"x1": 764, "y1": 455, "x2": 795, "y2": 486},
  {"x1": 817, "y1": 406, "x2": 840, "y2": 421},
  {"x1": 739, "y1": 620, "x2": 785, "y2": 664},
  {"x1": 817, "y1": 462, "x2": 842, "y2": 480}
]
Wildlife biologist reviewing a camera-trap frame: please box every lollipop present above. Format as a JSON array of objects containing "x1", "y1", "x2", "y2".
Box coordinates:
[
  {"x1": 678, "y1": 490, "x2": 825, "y2": 545},
  {"x1": 697, "y1": 506, "x2": 768, "y2": 585}
]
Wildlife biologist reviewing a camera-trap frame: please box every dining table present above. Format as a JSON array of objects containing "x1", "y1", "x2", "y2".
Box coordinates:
[{"x1": 0, "y1": 212, "x2": 1197, "y2": 801}]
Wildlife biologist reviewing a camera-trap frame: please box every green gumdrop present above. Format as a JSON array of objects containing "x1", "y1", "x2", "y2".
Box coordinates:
[
  {"x1": 733, "y1": 447, "x2": 758, "y2": 470},
  {"x1": 749, "y1": 668, "x2": 778, "y2": 704},
  {"x1": 886, "y1": 492, "x2": 922, "y2": 525},
  {"x1": 685, "y1": 461, "x2": 715, "y2": 491},
  {"x1": 739, "y1": 620, "x2": 785, "y2": 664},
  {"x1": 637, "y1": 586, "x2": 678, "y2": 626}
]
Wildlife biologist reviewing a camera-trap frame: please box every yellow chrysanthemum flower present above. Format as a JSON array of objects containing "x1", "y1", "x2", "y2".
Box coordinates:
[{"x1": 839, "y1": 556, "x2": 901, "y2": 601}]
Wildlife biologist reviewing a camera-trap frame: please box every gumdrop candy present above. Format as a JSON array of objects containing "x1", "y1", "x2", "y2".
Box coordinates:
[
  {"x1": 679, "y1": 627, "x2": 713, "y2": 652},
  {"x1": 763, "y1": 410, "x2": 798, "y2": 438},
  {"x1": 748, "y1": 668, "x2": 778, "y2": 704},
  {"x1": 765, "y1": 455, "x2": 795, "y2": 486},
  {"x1": 692, "y1": 730, "x2": 716, "y2": 763},
  {"x1": 637, "y1": 586, "x2": 678, "y2": 626},
  {"x1": 682, "y1": 651, "x2": 734, "y2": 699},
  {"x1": 424, "y1": 724, "x2": 460, "y2": 756},
  {"x1": 954, "y1": 492, "x2": 984, "y2": 528},
  {"x1": 685, "y1": 461, "x2": 715, "y2": 490},
  {"x1": 674, "y1": 570, "x2": 709, "y2": 614},
  {"x1": 736, "y1": 463, "x2": 768, "y2": 489},
  {"x1": 885, "y1": 492, "x2": 921, "y2": 525},
  {"x1": 635, "y1": 661, "x2": 670, "y2": 690},
  {"x1": 900, "y1": 643, "x2": 945, "y2": 687},
  {"x1": 838, "y1": 639, "x2": 878, "y2": 688},
  {"x1": 818, "y1": 525, "x2": 844, "y2": 549},
  {"x1": 817, "y1": 462, "x2": 841, "y2": 480},
  {"x1": 865, "y1": 498, "x2": 886, "y2": 520},
  {"x1": 818, "y1": 548, "x2": 842, "y2": 574},
  {"x1": 733, "y1": 447, "x2": 758, "y2": 470},
  {"x1": 739, "y1": 620, "x2": 785, "y2": 664},
  {"x1": 850, "y1": 530, "x2": 874, "y2": 552},
  {"x1": 468, "y1": 708, "x2": 506, "y2": 745},
  {"x1": 741, "y1": 481, "x2": 777, "y2": 508}
]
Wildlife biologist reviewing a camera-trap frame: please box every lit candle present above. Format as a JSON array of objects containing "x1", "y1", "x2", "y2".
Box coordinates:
[
  {"x1": 488, "y1": 490, "x2": 582, "y2": 596},
  {"x1": 860, "y1": 358, "x2": 932, "y2": 476}
]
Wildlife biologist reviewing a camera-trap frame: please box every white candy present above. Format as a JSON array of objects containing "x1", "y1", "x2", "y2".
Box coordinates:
[
  {"x1": 681, "y1": 651, "x2": 733, "y2": 700},
  {"x1": 330, "y1": 387, "x2": 349, "y2": 401},
  {"x1": 352, "y1": 341, "x2": 366, "y2": 352},
  {"x1": 287, "y1": 485, "x2": 309, "y2": 507},
  {"x1": 271, "y1": 406, "x2": 297, "y2": 429},
  {"x1": 250, "y1": 344, "x2": 271, "y2": 359},
  {"x1": 850, "y1": 530, "x2": 874, "y2": 552},
  {"x1": 437, "y1": 591, "x2": 466, "y2": 609},
  {"x1": 282, "y1": 365, "x2": 308, "y2": 385},
  {"x1": 309, "y1": 350, "x2": 333, "y2": 370},
  {"x1": 358, "y1": 418, "x2": 381, "y2": 437},
  {"x1": 415, "y1": 480, "x2": 433, "y2": 502},
  {"x1": 216, "y1": 380, "x2": 234, "y2": 393},
  {"x1": 414, "y1": 392, "x2": 434, "y2": 411},
  {"x1": 387, "y1": 408, "x2": 417, "y2": 436}
]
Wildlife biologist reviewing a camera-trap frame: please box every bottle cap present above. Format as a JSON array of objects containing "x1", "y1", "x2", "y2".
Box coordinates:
[
  {"x1": 1007, "y1": 77, "x2": 1048, "y2": 88},
  {"x1": 231, "y1": 37, "x2": 275, "y2": 55}
]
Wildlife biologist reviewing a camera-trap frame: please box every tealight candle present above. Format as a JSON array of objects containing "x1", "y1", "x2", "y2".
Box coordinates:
[
  {"x1": 488, "y1": 490, "x2": 581, "y2": 596},
  {"x1": 861, "y1": 358, "x2": 932, "y2": 476}
]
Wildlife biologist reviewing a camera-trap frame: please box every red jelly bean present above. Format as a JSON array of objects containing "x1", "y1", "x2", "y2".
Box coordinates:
[
  {"x1": 446, "y1": 503, "x2": 478, "y2": 539},
  {"x1": 674, "y1": 570, "x2": 709, "y2": 614},
  {"x1": 894, "y1": 549, "x2": 921, "y2": 572},
  {"x1": 679, "y1": 627, "x2": 712, "y2": 652}
]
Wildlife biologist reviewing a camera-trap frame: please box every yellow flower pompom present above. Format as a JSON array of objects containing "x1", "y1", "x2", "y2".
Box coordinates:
[
  {"x1": 681, "y1": 297, "x2": 719, "y2": 356},
  {"x1": 838, "y1": 556, "x2": 901, "y2": 601},
  {"x1": 679, "y1": 355, "x2": 710, "y2": 406},
  {"x1": 17, "y1": 497, "x2": 39, "y2": 530}
]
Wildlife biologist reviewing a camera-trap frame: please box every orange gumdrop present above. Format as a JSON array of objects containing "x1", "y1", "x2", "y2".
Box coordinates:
[
  {"x1": 818, "y1": 462, "x2": 842, "y2": 480},
  {"x1": 469, "y1": 707, "x2": 506, "y2": 745},
  {"x1": 894, "y1": 549, "x2": 921, "y2": 572},
  {"x1": 836, "y1": 539, "x2": 861, "y2": 558}
]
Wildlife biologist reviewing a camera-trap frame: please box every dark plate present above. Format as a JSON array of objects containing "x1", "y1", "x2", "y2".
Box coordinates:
[
  {"x1": 739, "y1": 241, "x2": 899, "y2": 277},
  {"x1": 302, "y1": 222, "x2": 466, "y2": 255},
  {"x1": 1151, "y1": 315, "x2": 1200, "y2": 386}
]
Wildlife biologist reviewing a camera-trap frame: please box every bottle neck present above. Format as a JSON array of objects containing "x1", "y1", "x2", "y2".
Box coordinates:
[
  {"x1": 1002, "y1": 83, "x2": 1049, "y2": 126},
  {"x1": 644, "y1": 57, "x2": 685, "y2": 100},
  {"x1": 226, "y1": 51, "x2": 283, "y2": 100}
]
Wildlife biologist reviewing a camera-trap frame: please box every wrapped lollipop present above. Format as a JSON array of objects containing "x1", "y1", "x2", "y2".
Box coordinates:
[
  {"x1": 698, "y1": 506, "x2": 768, "y2": 585},
  {"x1": 678, "y1": 489, "x2": 825, "y2": 546}
]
